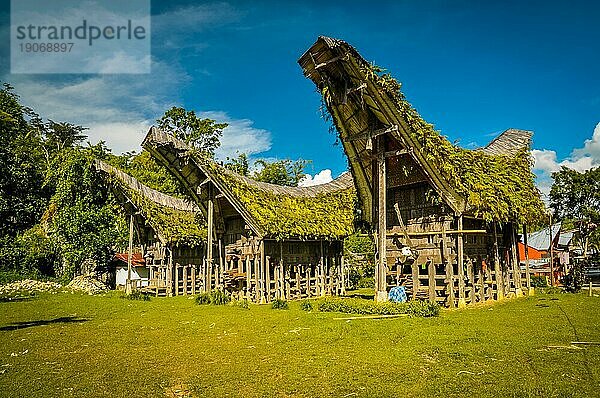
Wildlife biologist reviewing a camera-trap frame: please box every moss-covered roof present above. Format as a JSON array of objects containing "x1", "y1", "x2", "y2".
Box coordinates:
[
  {"x1": 142, "y1": 127, "x2": 356, "y2": 240},
  {"x1": 299, "y1": 36, "x2": 545, "y2": 224},
  {"x1": 208, "y1": 163, "x2": 356, "y2": 240},
  {"x1": 94, "y1": 160, "x2": 206, "y2": 246}
]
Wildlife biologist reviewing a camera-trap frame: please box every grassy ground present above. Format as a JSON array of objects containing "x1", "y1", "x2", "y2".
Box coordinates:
[{"x1": 0, "y1": 291, "x2": 599, "y2": 398}]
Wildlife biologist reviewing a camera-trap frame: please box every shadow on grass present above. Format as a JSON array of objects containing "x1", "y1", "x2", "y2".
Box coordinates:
[
  {"x1": 0, "y1": 316, "x2": 89, "y2": 331},
  {"x1": 0, "y1": 296, "x2": 35, "y2": 303}
]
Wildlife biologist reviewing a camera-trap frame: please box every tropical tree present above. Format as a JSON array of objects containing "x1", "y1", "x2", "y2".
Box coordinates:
[
  {"x1": 550, "y1": 166, "x2": 600, "y2": 256},
  {"x1": 253, "y1": 158, "x2": 308, "y2": 187},
  {"x1": 156, "y1": 106, "x2": 227, "y2": 155}
]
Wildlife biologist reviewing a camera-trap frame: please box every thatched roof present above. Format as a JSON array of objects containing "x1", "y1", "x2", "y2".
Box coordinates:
[
  {"x1": 142, "y1": 127, "x2": 356, "y2": 240},
  {"x1": 481, "y1": 128, "x2": 533, "y2": 157},
  {"x1": 299, "y1": 36, "x2": 544, "y2": 224},
  {"x1": 94, "y1": 159, "x2": 206, "y2": 246}
]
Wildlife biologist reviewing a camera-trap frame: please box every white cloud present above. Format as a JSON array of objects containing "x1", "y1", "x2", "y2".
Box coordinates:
[
  {"x1": 205, "y1": 111, "x2": 272, "y2": 160},
  {"x1": 298, "y1": 169, "x2": 333, "y2": 187},
  {"x1": 532, "y1": 122, "x2": 600, "y2": 199}
]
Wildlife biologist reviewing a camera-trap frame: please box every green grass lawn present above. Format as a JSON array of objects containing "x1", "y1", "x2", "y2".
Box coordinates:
[{"x1": 0, "y1": 291, "x2": 599, "y2": 398}]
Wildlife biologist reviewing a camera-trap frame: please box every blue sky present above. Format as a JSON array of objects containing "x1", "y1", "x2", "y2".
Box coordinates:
[{"x1": 1, "y1": 0, "x2": 599, "y2": 192}]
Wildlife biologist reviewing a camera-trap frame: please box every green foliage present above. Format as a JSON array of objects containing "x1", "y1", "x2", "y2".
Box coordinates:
[
  {"x1": 122, "y1": 290, "x2": 151, "y2": 301},
  {"x1": 344, "y1": 233, "x2": 375, "y2": 288},
  {"x1": 44, "y1": 147, "x2": 128, "y2": 279},
  {"x1": 224, "y1": 152, "x2": 250, "y2": 177},
  {"x1": 108, "y1": 172, "x2": 206, "y2": 247},
  {"x1": 196, "y1": 289, "x2": 231, "y2": 305},
  {"x1": 530, "y1": 275, "x2": 548, "y2": 288},
  {"x1": 300, "y1": 299, "x2": 313, "y2": 311},
  {"x1": 230, "y1": 298, "x2": 250, "y2": 309},
  {"x1": 563, "y1": 261, "x2": 588, "y2": 293},
  {"x1": 271, "y1": 298, "x2": 289, "y2": 310},
  {"x1": 157, "y1": 106, "x2": 227, "y2": 155},
  {"x1": 317, "y1": 297, "x2": 408, "y2": 315},
  {"x1": 406, "y1": 300, "x2": 440, "y2": 318},
  {"x1": 0, "y1": 83, "x2": 49, "y2": 238},
  {"x1": 253, "y1": 158, "x2": 308, "y2": 187},
  {"x1": 213, "y1": 163, "x2": 355, "y2": 239},
  {"x1": 351, "y1": 65, "x2": 546, "y2": 224},
  {"x1": 550, "y1": 166, "x2": 600, "y2": 252},
  {"x1": 108, "y1": 150, "x2": 186, "y2": 197},
  {"x1": 356, "y1": 277, "x2": 374, "y2": 289}
]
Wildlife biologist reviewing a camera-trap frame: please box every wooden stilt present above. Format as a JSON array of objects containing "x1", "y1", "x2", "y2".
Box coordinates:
[
  {"x1": 493, "y1": 224, "x2": 504, "y2": 300},
  {"x1": 467, "y1": 259, "x2": 475, "y2": 304},
  {"x1": 524, "y1": 225, "x2": 532, "y2": 295},
  {"x1": 411, "y1": 262, "x2": 420, "y2": 300},
  {"x1": 512, "y1": 224, "x2": 523, "y2": 296},
  {"x1": 375, "y1": 136, "x2": 388, "y2": 302},
  {"x1": 175, "y1": 264, "x2": 179, "y2": 296},
  {"x1": 183, "y1": 266, "x2": 188, "y2": 295},
  {"x1": 478, "y1": 259, "x2": 485, "y2": 302},
  {"x1": 207, "y1": 190, "x2": 214, "y2": 293},
  {"x1": 428, "y1": 261, "x2": 436, "y2": 302},
  {"x1": 442, "y1": 225, "x2": 455, "y2": 307},
  {"x1": 265, "y1": 256, "x2": 271, "y2": 302},
  {"x1": 457, "y1": 216, "x2": 466, "y2": 307}
]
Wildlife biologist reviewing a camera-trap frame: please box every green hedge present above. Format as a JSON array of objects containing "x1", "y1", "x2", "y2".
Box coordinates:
[{"x1": 312, "y1": 297, "x2": 439, "y2": 317}]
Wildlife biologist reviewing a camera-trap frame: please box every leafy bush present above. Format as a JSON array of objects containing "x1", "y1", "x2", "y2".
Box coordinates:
[
  {"x1": 271, "y1": 299, "x2": 288, "y2": 310},
  {"x1": 196, "y1": 289, "x2": 230, "y2": 305},
  {"x1": 123, "y1": 290, "x2": 151, "y2": 301},
  {"x1": 347, "y1": 268, "x2": 361, "y2": 288},
  {"x1": 539, "y1": 286, "x2": 564, "y2": 294},
  {"x1": 231, "y1": 298, "x2": 250, "y2": 309},
  {"x1": 563, "y1": 262, "x2": 588, "y2": 293},
  {"x1": 531, "y1": 276, "x2": 548, "y2": 288},
  {"x1": 317, "y1": 297, "x2": 408, "y2": 315},
  {"x1": 357, "y1": 277, "x2": 374, "y2": 289},
  {"x1": 300, "y1": 300, "x2": 313, "y2": 311},
  {"x1": 407, "y1": 300, "x2": 440, "y2": 318}
]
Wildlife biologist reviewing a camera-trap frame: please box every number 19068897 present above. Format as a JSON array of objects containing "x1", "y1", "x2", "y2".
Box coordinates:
[{"x1": 19, "y1": 42, "x2": 74, "y2": 52}]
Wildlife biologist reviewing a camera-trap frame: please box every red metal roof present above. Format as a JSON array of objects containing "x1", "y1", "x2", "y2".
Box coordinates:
[{"x1": 114, "y1": 252, "x2": 146, "y2": 267}]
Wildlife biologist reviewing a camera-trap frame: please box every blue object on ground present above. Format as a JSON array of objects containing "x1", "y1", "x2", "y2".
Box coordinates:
[{"x1": 389, "y1": 286, "x2": 407, "y2": 303}]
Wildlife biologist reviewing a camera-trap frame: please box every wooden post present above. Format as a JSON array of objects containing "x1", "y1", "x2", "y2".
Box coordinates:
[
  {"x1": 457, "y1": 215, "x2": 466, "y2": 308},
  {"x1": 340, "y1": 256, "x2": 346, "y2": 295},
  {"x1": 428, "y1": 261, "x2": 436, "y2": 302},
  {"x1": 442, "y1": 225, "x2": 455, "y2": 308},
  {"x1": 191, "y1": 266, "x2": 196, "y2": 295},
  {"x1": 466, "y1": 259, "x2": 475, "y2": 304},
  {"x1": 254, "y1": 257, "x2": 259, "y2": 302},
  {"x1": 245, "y1": 256, "x2": 251, "y2": 300},
  {"x1": 265, "y1": 256, "x2": 271, "y2": 302},
  {"x1": 207, "y1": 191, "x2": 214, "y2": 292},
  {"x1": 477, "y1": 260, "x2": 485, "y2": 302},
  {"x1": 411, "y1": 262, "x2": 420, "y2": 300},
  {"x1": 296, "y1": 265, "x2": 302, "y2": 299},
  {"x1": 306, "y1": 264, "x2": 311, "y2": 297},
  {"x1": 175, "y1": 264, "x2": 179, "y2": 296},
  {"x1": 523, "y1": 225, "x2": 532, "y2": 295},
  {"x1": 493, "y1": 224, "x2": 504, "y2": 300},
  {"x1": 273, "y1": 262, "x2": 279, "y2": 300},
  {"x1": 183, "y1": 266, "x2": 188, "y2": 295},
  {"x1": 126, "y1": 214, "x2": 134, "y2": 295},
  {"x1": 512, "y1": 224, "x2": 523, "y2": 296},
  {"x1": 259, "y1": 241, "x2": 265, "y2": 303},
  {"x1": 218, "y1": 239, "x2": 224, "y2": 290},
  {"x1": 375, "y1": 136, "x2": 388, "y2": 302}
]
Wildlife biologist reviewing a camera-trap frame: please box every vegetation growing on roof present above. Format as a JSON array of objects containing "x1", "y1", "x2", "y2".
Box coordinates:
[
  {"x1": 359, "y1": 64, "x2": 545, "y2": 224},
  {"x1": 107, "y1": 172, "x2": 206, "y2": 247},
  {"x1": 206, "y1": 162, "x2": 356, "y2": 239}
]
